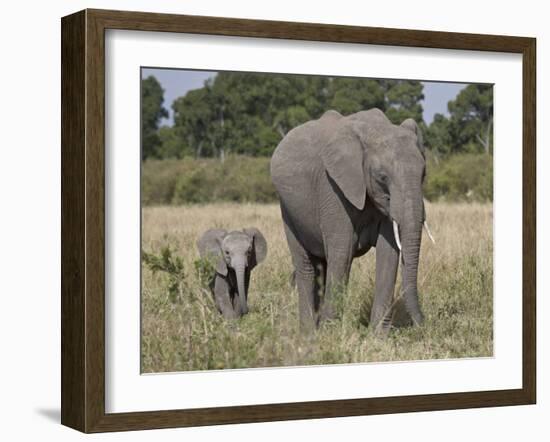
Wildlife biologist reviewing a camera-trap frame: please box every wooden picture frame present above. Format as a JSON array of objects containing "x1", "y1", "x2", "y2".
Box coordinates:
[{"x1": 61, "y1": 8, "x2": 536, "y2": 433}]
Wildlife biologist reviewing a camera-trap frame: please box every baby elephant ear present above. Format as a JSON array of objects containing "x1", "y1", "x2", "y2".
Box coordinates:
[
  {"x1": 197, "y1": 229, "x2": 228, "y2": 276},
  {"x1": 244, "y1": 228, "x2": 267, "y2": 267},
  {"x1": 400, "y1": 118, "x2": 425, "y2": 158}
]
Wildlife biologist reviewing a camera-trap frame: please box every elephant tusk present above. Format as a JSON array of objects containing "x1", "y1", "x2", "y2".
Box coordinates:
[
  {"x1": 424, "y1": 221, "x2": 436, "y2": 244},
  {"x1": 392, "y1": 220, "x2": 402, "y2": 251}
]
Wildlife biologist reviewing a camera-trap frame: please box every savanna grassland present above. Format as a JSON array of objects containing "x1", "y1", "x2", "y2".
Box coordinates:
[{"x1": 141, "y1": 202, "x2": 493, "y2": 373}]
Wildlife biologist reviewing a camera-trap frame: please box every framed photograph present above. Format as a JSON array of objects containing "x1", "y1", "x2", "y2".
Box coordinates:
[{"x1": 61, "y1": 9, "x2": 536, "y2": 433}]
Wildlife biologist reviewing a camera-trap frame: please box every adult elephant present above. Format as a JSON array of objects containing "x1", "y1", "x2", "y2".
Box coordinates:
[{"x1": 270, "y1": 108, "x2": 434, "y2": 333}]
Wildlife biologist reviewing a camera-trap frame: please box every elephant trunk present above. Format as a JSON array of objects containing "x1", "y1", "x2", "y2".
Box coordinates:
[
  {"x1": 396, "y1": 187, "x2": 424, "y2": 326},
  {"x1": 233, "y1": 259, "x2": 249, "y2": 316}
]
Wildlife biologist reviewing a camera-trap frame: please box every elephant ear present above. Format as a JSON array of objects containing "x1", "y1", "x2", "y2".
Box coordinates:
[
  {"x1": 196, "y1": 228, "x2": 228, "y2": 276},
  {"x1": 320, "y1": 120, "x2": 367, "y2": 210},
  {"x1": 400, "y1": 118, "x2": 425, "y2": 158},
  {"x1": 243, "y1": 227, "x2": 267, "y2": 268}
]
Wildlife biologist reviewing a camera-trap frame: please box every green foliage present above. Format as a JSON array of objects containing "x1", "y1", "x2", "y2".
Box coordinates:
[
  {"x1": 329, "y1": 78, "x2": 385, "y2": 115},
  {"x1": 383, "y1": 80, "x2": 424, "y2": 124},
  {"x1": 142, "y1": 246, "x2": 186, "y2": 303},
  {"x1": 425, "y1": 84, "x2": 493, "y2": 157},
  {"x1": 172, "y1": 163, "x2": 218, "y2": 204},
  {"x1": 156, "y1": 126, "x2": 192, "y2": 159},
  {"x1": 142, "y1": 74, "x2": 494, "y2": 204},
  {"x1": 424, "y1": 113, "x2": 453, "y2": 156},
  {"x1": 147, "y1": 73, "x2": 492, "y2": 164},
  {"x1": 193, "y1": 256, "x2": 217, "y2": 287},
  {"x1": 142, "y1": 156, "x2": 277, "y2": 205},
  {"x1": 141, "y1": 159, "x2": 182, "y2": 205},
  {"x1": 424, "y1": 153, "x2": 493, "y2": 202},
  {"x1": 142, "y1": 154, "x2": 493, "y2": 205},
  {"x1": 162, "y1": 73, "x2": 424, "y2": 159},
  {"x1": 141, "y1": 76, "x2": 169, "y2": 160}
]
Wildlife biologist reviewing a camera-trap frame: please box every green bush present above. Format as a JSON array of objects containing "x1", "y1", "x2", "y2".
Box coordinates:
[
  {"x1": 142, "y1": 153, "x2": 493, "y2": 206},
  {"x1": 172, "y1": 163, "x2": 218, "y2": 204},
  {"x1": 143, "y1": 155, "x2": 278, "y2": 205},
  {"x1": 141, "y1": 159, "x2": 189, "y2": 205},
  {"x1": 142, "y1": 246, "x2": 186, "y2": 304},
  {"x1": 424, "y1": 153, "x2": 493, "y2": 202}
]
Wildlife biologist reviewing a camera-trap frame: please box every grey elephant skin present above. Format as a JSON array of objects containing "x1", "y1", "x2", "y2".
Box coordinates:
[
  {"x1": 197, "y1": 228, "x2": 267, "y2": 319},
  {"x1": 271, "y1": 108, "x2": 428, "y2": 333}
]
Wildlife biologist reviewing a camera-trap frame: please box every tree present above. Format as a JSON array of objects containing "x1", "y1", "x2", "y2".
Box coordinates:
[
  {"x1": 141, "y1": 76, "x2": 168, "y2": 160},
  {"x1": 173, "y1": 72, "x2": 312, "y2": 157},
  {"x1": 329, "y1": 77, "x2": 386, "y2": 115},
  {"x1": 447, "y1": 84, "x2": 493, "y2": 154},
  {"x1": 425, "y1": 84, "x2": 493, "y2": 156},
  {"x1": 170, "y1": 73, "x2": 426, "y2": 159},
  {"x1": 172, "y1": 84, "x2": 216, "y2": 158},
  {"x1": 424, "y1": 113, "x2": 453, "y2": 157},
  {"x1": 383, "y1": 80, "x2": 424, "y2": 124},
  {"x1": 157, "y1": 126, "x2": 193, "y2": 159}
]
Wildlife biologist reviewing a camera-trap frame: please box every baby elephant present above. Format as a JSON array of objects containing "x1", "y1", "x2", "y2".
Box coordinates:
[{"x1": 197, "y1": 228, "x2": 267, "y2": 319}]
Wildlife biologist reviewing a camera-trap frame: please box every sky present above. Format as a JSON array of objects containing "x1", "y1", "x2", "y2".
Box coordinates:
[{"x1": 142, "y1": 68, "x2": 467, "y2": 126}]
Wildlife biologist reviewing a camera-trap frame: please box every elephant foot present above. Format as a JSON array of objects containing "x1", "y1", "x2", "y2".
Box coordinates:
[
  {"x1": 299, "y1": 320, "x2": 317, "y2": 337},
  {"x1": 370, "y1": 313, "x2": 393, "y2": 338},
  {"x1": 299, "y1": 309, "x2": 318, "y2": 335},
  {"x1": 319, "y1": 303, "x2": 337, "y2": 323},
  {"x1": 320, "y1": 314, "x2": 337, "y2": 325},
  {"x1": 289, "y1": 271, "x2": 297, "y2": 288},
  {"x1": 222, "y1": 310, "x2": 240, "y2": 320},
  {"x1": 373, "y1": 324, "x2": 391, "y2": 339},
  {"x1": 411, "y1": 312, "x2": 424, "y2": 326}
]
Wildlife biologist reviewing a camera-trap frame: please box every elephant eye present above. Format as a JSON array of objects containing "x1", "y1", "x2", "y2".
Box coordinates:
[
  {"x1": 224, "y1": 250, "x2": 230, "y2": 255},
  {"x1": 377, "y1": 175, "x2": 389, "y2": 193}
]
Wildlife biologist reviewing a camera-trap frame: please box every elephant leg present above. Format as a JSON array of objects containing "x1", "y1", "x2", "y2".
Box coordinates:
[
  {"x1": 213, "y1": 276, "x2": 238, "y2": 319},
  {"x1": 370, "y1": 219, "x2": 400, "y2": 334},
  {"x1": 321, "y1": 247, "x2": 352, "y2": 323},
  {"x1": 282, "y1": 222, "x2": 320, "y2": 333},
  {"x1": 313, "y1": 259, "x2": 327, "y2": 323}
]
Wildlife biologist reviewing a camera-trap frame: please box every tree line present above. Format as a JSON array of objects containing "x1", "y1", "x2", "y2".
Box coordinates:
[
  {"x1": 141, "y1": 72, "x2": 493, "y2": 203},
  {"x1": 141, "y1": 72, "x2": 493, "y2": 161}
]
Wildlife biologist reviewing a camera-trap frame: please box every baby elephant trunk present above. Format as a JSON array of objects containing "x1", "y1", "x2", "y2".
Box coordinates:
[{"x1": 234, "y1": 259, "x2": 249, "y2": 316}]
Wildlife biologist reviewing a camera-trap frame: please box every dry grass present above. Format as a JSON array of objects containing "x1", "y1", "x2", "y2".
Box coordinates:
[{"x1": 141, "y1": 202, "x2": 493, "y2": 373}]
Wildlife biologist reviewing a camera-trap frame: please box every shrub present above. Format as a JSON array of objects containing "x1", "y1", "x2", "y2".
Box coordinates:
[
  {"x1": 141, "y1": 159, "x2": 189, "y2": 205},
  {"x1": 142, "y1": 153, "x2": 493, "y2": 206},
  {"x1": 172, "y1": 163, "x2": 218, "y2": 204},
  {"x1": 142, "y1": 246, "x2": 186, "y2": 303},
  {"x1": 193, "y1": 256, "x2": 217, "y2": 287},
  {"x1": 142, "y1": 246, "x2": 219, "y2": 305},
  {"x1": 424, "y1": 153, "x2": 493, "y2": 202},
  {"x1": 143, "y1": 155, "x2": 278, "y2": 205}
]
